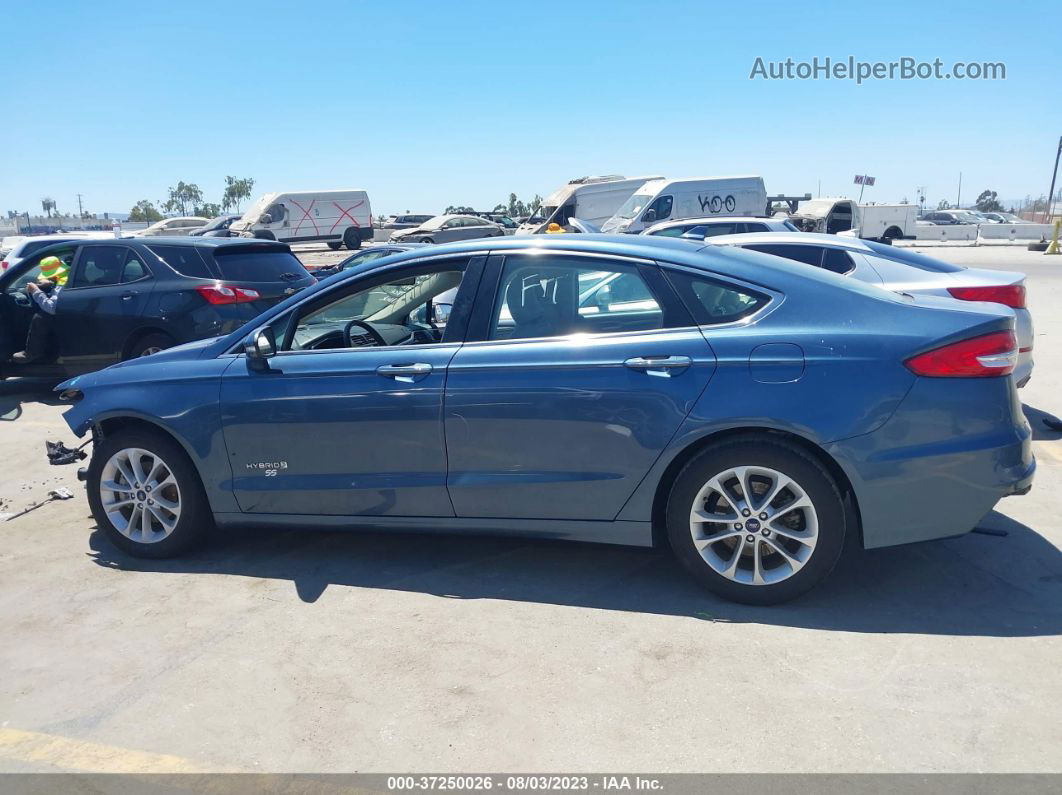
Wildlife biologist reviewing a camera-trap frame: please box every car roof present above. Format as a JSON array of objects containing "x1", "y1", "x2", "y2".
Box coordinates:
[
  {"x1": 96, "y1": 236, "x2": 291, "y2": 250},
  {"x1": 703, "y1": 231, "x2": 874, "y2": 251}
]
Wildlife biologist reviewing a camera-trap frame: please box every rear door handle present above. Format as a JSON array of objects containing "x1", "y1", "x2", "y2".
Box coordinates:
[
  {"x1": 624, "y1": 355, "x2": 692, "y2": 377},
  {"x1": 376, "y1": 362, "x2": 433, "y2": 382}
]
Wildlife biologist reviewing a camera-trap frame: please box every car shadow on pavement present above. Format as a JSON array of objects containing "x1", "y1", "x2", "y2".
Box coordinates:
[
  {"x1": 1023, "y1": 404, "x2": 1062, "y2": 441},
  {"x1": 87, "y1": 509, "x2": 1062, "y2": 638},
  {"x1": 0, "y1": 378, "x2": 62, "y2": 421}
]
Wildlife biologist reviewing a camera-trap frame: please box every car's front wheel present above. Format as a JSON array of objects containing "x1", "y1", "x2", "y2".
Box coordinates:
[
  {"x1": 666, "y1": 435, "x2": 846, "y2": 605},
  {"x1": 87, "y1": 428, "x2": 212, "y2": 558}
]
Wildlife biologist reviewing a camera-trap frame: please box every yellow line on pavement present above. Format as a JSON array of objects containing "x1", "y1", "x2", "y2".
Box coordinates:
[
  {"x1": 0, "y1": 727, "x2": 226, "y2": 773},
  {"x1": 1032, "y1": 441, "x2": 1062, "y2": 464}
]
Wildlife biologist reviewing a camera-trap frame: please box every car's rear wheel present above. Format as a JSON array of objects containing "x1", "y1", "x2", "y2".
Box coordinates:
[
  {"x1": 126, "y1": 333, "x2": 174, "y2": 359},
  {"x1": 666, "y1": 436, "x2": 846, "y2": 605},
  {"x1": 87, "y1": 428, "x2": 212, "y2": 558},
  {"x1": 420, "y1": 237, "x2": 434, "y2": 245},
  {"x1": 326, "y1": 241, "x2": 342, "y2": 250},
  {"x1": 343, "y1": 227, "x2": 361, "y2": 250}
]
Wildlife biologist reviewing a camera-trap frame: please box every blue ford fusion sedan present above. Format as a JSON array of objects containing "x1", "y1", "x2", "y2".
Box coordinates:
[{"x1": 58, "y1": 235, "x2": 1034, "y2": 604}]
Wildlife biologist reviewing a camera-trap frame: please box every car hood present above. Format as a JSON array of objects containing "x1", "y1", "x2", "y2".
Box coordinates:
[
  {"x1": 56, "y1": 337, "x2": 222, "y2": 393},
  {"x1": 389, "y1": 227, "x2": 421, "y2": 239}
]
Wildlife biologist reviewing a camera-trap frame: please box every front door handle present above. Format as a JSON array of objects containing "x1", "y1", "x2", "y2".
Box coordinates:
[
  {"x1": 121, "y1": 291, "x2": 137, "y2": 301},
  {"x1": 376, "y1": 362, "x2": 433, "y2": 382},
  {"x1": 624, "y1": 355, "x2": 692, "y2": 377}
]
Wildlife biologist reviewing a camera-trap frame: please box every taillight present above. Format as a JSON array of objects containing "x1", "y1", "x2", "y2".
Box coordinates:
[
  {"x1": 195, "y1": 284, "x2": 261, "y2": 305},
  {"x1": 1, "y1": 261, "x2": 8, "y2": 271},
  {"x1": 947, "y1": 285, "x2": 1026, "y2": 309},
  {"x1": 905, "y1": 330, "x2": 1017, "y2": 378}
]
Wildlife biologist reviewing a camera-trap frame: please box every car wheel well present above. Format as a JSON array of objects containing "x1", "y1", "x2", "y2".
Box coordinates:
[
  {"x1": 883, "y1": 226, "x2": 902, "y2": 240},
  {"x1": 122, "y1": 328, "x2": 175, "y2": 361},
  {"x1": 650, "y1": 427, "x2": 861, "y2": 549},
  {"x1": 94, "y1": 416, "x2": 193, "y2": 463}
]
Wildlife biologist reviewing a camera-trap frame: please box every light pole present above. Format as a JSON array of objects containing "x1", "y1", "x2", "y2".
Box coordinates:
[{"x1": 1044, "y1": 136, "x2": 1061, "y2": 224}]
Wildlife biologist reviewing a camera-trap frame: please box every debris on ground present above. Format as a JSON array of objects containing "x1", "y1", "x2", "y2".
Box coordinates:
[{"x1": 2, "y1": 488, "x2": 75, "y2": 522}]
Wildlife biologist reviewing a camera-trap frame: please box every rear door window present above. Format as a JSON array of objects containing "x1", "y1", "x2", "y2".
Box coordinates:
[
  {"x1": 148, "y1": 245, "x2": 216, "y2": 278},
  {"x1": 822, "y1": 248, "x2": 855, "y2": 274}
]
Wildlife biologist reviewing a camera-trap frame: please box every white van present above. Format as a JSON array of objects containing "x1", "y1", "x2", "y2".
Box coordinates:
[
  {"x1": 600, "y1": 176, "x2": 768, "y2": 234},
  {"x1": 516, "y1": 175, "x2": 662, "y2": 235},
  {"x1": 231, "y1": 189, "x2": 373, "y2": 250}
]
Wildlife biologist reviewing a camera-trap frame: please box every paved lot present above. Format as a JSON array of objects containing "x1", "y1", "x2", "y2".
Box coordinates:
[{"x1": 0, "y1": 246, "x2": 1060, "y2": 773}]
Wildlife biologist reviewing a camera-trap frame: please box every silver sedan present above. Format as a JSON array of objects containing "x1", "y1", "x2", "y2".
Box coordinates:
[
  {"x1": 389, "y1": 214, "x2": 505, "y2": 244},
  {"x1": 707, "y1": 232, "x2": 1035, "y2": 387}
]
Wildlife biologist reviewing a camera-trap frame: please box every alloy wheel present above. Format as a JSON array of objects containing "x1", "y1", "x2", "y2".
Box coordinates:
[
  {"x1": 689, "y1": 465, "x2": 818, "y2": 586},
  {"x1": 99, "y1": 448, "x2": 182, "y2": 543}
]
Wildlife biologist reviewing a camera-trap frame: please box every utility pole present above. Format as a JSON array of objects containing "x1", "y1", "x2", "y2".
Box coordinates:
[
  {"x1": 1044, "y1": 136, "x2": 1062, "y2": 223},
  {"x1": 956, "y1": 172, "x2": 962, "y2": 209},
  {"x1": 76, "y1": 193, "x2": 84, "y2": 218}
]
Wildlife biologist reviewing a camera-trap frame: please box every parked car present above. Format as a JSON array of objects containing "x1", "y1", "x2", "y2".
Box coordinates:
[
  {"x1": 230, "y1": 190, "x2": 373, "y2": 251},
  {"x1": 382, "y1": 214, "x2": 435, "y2": 230},
  {"x1": 135, "y1": 217, "x2": 210, "y2": 236},
  {"x1": 920, "y1": 210, "x2": 981, "y2": 225},
  {"x1": 981, "y1": 212, "x2": 1029, "y2": 224},
  {"x1": 644, "y1": 216, "x2": 799, "y2": 238},
  {"x1": 307, "y1": 243, "x2": 428, "y2": 279},
  {"x1": 467, "y1": 212, "x2": 519, "y2": 234},
  {"x1": 388, "y1": 214, "x2": 505, "y2": 244},
  {"x1": 1, "y1": 232, "x2": 116, "y2": 272},
  {"x1": 705, "y1": 232, "x2": 1034, "y2": 386},
  {"x1": 189, "y1": 214, "x2": 242, "y2": 237},
  {"x1": 61, "y1": 235, "x2": 1033, "y2": 605},
  {"x1": 0, "y1": 237, "x2": 314, "y2": 379}
]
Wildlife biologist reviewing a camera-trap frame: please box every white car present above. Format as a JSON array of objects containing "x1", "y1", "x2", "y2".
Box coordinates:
[
  {"x1": 134, "y1": 217, "x2": 209, "y2": 237},
  {"x1": 643, "y1": 216, "x2": 799, "y2": 238},
  {"x1": 0, "y1": 232, "x2": 115, "y2": 272},
  {"x1": 707, "y1": 232, "x2": 1035, "y2": 387}
]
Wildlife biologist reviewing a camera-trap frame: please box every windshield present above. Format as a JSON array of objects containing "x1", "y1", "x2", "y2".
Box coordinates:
[
  {"x1": 419, "y1": 216, "x2": 446, "y2": 230},
  {"x1": 613, "y1": 193, "x2": 653, "y2": 220},
  {"x1": 302, "y1": 273, "x2": 437, "y2": 325},
  {"x1": 527, "y1": 206, "x2": 556, "y2": 225}
]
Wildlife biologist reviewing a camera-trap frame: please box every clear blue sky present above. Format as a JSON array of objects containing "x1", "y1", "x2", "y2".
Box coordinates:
[{"x1": 1, "y1": 0, "x2": 1059, "y2": 217}]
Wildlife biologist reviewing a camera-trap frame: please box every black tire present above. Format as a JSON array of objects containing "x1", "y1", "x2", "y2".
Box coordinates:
[
  {"x1": 87, "y1": 427, "x2": 212, "y2": 558},
  {"x1": 882, "y1": 226, "x2": 901, "y2": 242},
  {"x1": 420, "y1": 237, "x2": 434, "y2": 245},
  {"x1": 126, "y1": 332, "x2": 175, "y2": 360},
  {"x1": 253, "y1": 230, "x2": 276, "y2": 241},
  {"x1": 343, "y1": 227, "x2": 361, "y2": 250},
  {"x1": 1028, "y1": 241, "x2": 1049, "y2": 252},
  {"x1": 326, "y1": 241, "x2": 343, "y2": 251},
  {"x1": 665, "y1": 435, "x2": 846, "y2": 605}
]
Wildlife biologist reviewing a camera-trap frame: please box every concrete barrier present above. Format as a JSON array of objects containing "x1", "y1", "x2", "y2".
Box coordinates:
[
  {"x1": 914, "y1": 224, "x2": 978, "y2": 242},
  {"x1": 976, "y1": 223, "x2": 1054, "y2": 241}
]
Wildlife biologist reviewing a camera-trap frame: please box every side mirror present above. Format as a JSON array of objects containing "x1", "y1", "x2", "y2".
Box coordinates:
[
  {"x1": 259, "y1": 214, "x2": 272, "y2": 225},
  {"x1": 245, "y1": 327, "x2": 277, "y2": 371},
  {"x1": 643, "y1": 209, "x2": 658, "y2": 224},
  {"x1": 594, "y1": 285, "x2": 612, "y2": 311}
]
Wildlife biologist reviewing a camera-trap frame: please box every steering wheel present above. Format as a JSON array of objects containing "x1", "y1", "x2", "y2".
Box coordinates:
[{"x1": 343, "y1": 319, "x2": 387, "y2": 348}]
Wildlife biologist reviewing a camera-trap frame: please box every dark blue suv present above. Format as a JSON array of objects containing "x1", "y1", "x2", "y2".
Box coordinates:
[{"x1": 0, "y1": 236, "x2": 314, "y2": 378}]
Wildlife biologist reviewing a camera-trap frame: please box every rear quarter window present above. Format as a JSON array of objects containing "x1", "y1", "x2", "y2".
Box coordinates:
[
  {"x1": 211, "y1": 249, "x2": 311, "y2": 283},
  {"x1": 664, "y1": 269, "x2": 769, "y2": 325},
  {"x1": 746, "y1": 243, "x2": 824, "y2": 268}
]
